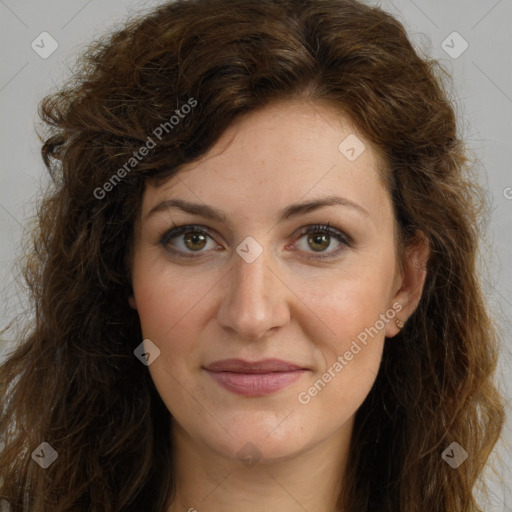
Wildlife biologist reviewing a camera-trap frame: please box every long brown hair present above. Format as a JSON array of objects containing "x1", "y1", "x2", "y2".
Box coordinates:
[{"x1": 0, "y1": 0, "x2": 505, "y2": 510}]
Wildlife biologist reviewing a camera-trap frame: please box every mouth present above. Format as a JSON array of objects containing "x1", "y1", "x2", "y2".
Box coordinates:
[{"x1": 203, "y1": 358, "x2": 309, "y2": 397}]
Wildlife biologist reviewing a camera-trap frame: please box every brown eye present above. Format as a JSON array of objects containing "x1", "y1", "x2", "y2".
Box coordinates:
[
  {"x1": 159, "y1": 225, "x2": 217, "y2": 258},
  {"x1": 183, "y1": 232, "x2": 208, "y2": 251},
  {"x1": 307, "y1": 232, "x2": 331, "y2": 252},
  {"x1": 293, "y1": 224, "x2": 352, "y2": 260}
]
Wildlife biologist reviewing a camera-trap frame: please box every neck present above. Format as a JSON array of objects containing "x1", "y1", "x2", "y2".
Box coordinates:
[{"x1": 166, "y1": 418, "x2": 353, "y2": 512}]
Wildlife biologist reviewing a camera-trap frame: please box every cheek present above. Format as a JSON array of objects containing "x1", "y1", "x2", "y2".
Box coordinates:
[
  {"x1": 305, "y1": 284, "x2": 387, "y2": 375},
  {"x1": 131, "y1": 252, "x2": 214, "y2": 340},
  {"x1": 295, "y1": 257, "x2": 395, "y2": 354},
  {"x1": 131, "y1": 271, "x2": 209, "y2": 419},
  {"x1": 291, "y1": 258, "x2": 394, "y2": 408},
  {"x1": 292, "y1": 290, "x2": 387, "y2": 432},
  {"x1": 130, "y1": 260, "x2": 219, "y2": 398}
]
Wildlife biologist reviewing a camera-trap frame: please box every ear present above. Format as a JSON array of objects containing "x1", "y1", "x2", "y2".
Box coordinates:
[{"x1": 385, "y1": 230, "x2": 430, "y2": 338}]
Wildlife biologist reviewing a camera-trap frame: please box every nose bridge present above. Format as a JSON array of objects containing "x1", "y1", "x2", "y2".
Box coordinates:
[{"x1": 217, "y1": 239, "x2": 289, "y2": 339}]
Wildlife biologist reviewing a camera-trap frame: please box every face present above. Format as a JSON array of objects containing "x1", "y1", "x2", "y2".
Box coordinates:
[{"x1": 129, "y1": 100, "x2": 412, "y2": 463}]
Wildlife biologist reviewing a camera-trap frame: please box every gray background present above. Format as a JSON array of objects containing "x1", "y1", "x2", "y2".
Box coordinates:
[{"x1": 0, "y1": 0, "x2": 510, "y2": 509}]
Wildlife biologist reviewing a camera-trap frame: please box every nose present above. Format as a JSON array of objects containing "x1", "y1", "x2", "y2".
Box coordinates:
[{"x1": 216, "y1": 242, "x2": 291, "y2": 341}]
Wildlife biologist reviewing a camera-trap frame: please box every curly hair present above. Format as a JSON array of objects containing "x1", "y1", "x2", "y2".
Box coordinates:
[{"x1": 0, "y1": 0, "x2": 505, "y2": 510}]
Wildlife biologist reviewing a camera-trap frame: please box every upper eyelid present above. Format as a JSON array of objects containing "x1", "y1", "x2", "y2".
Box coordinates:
[{"x1": 162, "y1": 223, "x2": 347, "y2": 237}]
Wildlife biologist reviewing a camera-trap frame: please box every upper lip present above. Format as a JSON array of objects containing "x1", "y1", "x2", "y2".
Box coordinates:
[{"x1": 204, "y1": 358, "x2": 306, "y2": 373}]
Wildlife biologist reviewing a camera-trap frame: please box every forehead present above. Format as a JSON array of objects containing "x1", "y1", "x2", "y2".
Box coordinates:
[{"x1": 140, "y1": 100, "x2": 392, "y2": 225}]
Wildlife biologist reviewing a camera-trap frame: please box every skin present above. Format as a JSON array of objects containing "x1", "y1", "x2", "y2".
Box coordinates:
[{"x1": 129, "y1": 99, "x2": 429, "y2": 512}]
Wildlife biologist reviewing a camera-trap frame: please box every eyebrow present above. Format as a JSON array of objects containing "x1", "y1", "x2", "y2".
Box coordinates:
[{"x1": 144, "y1": 195, "x2": 369, "y2": 226}]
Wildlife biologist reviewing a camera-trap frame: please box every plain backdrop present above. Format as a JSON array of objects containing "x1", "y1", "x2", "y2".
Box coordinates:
[{"x1": 0, "y1": 0, "x2": 511, "y2": 509}]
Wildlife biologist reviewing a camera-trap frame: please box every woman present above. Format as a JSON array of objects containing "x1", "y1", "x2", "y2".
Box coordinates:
[{"x1": 0, "y1": 0, "x2": 505, "y2": 510}]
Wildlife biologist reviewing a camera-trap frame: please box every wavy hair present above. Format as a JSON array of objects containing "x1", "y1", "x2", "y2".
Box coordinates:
[{"x1": 0, "y1": 0, "x2": 505, "y2": 510}]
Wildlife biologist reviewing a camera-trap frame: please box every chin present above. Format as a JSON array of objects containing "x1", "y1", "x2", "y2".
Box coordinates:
[{"x1": 200, "y1": 413, "x2": 318, "y2": 464}]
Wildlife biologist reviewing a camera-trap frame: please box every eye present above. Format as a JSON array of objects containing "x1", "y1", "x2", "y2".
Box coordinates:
[
  {"x1": 159, "y1": 225, "x2": 220, "y2": 258},
  {"x1": 291, "y1": 223, "x2": 352, "y2": 260},
  {"x1": 158, "y1": 222, "x2": 352, "y2": 260}
]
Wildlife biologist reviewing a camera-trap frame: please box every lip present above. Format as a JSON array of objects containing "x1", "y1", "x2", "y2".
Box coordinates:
[{"x1": 204, "y1": 358, "x2": 308, "y2": 397}]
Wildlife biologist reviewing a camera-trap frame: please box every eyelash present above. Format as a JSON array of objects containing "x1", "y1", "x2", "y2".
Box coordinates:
[{"x1": 158, "y1": 223, "x2": 353, "y2": 260}]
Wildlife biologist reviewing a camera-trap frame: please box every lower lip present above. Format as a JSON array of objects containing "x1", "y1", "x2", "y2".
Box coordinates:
[{"x1": 205, "y1": 369, "x2": 307, "y2": 396}]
